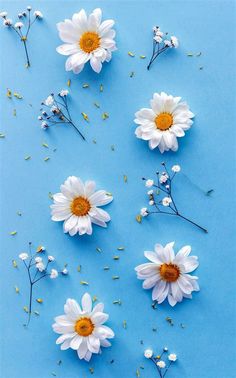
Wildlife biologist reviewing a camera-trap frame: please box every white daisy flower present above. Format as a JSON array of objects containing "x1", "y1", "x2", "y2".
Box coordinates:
[
  {"x1": 168, "y1": 353, "x2": 177, "y2": 361},
  {"x1": 0, "y1": 12, "x2": 7, "y2": 18},
  {"x1": 134, "y1": 92, "x2": 194, "y2": 153},
  {"x1": 135, "y1": 242, "x2": 199, "y2": 306},
  {"x1": 50, "y1": 269, "x2": 58, "y2": 279},
  {"x1": 144, "y1": 349, "x2": 153, "y2": 358},
  {"x1": 19, "y1": 252, "x2": 28, "y2": 260},
  {"x1": 52, "y1": 293, "x2": 114, "y2": 362},
  {"x1": 157, "y1": 361, "x2": 166, "y2": 368},
  {"x1": 51, "y1": 176, "x2": 113, "y2": 236},
  {"x1": 56, "y1": 8, "x2": 117, "y2": 74}
]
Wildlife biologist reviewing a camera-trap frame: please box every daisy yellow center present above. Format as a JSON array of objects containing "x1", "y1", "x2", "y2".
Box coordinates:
[
  {"x1": 75, "y1": 317, "x2": 94, "y2": 336},
  {"x1": 155, "y1": 113, "x2": 173, "y2": 131},
  {"x1": 159, "y1": 263, "x2": 180, "y2": 282},
  {"x1": 71, "y1": 197, "x2": 91, "y2": 216},
  {"x1": 79, "y1": 32, "x2": 100, "y2": 53}
]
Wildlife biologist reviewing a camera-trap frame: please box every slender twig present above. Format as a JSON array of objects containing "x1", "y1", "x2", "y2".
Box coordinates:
[{"x1": 142, "y1": 164, "x2": 208, "y2": 233}]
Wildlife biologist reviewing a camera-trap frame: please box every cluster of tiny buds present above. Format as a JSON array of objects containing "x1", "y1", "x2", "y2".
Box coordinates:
[
  {"x1": 38, "y1": 90, "x2": 69, "y2": 129},
  {"x1": 152, "y1": 26, "x2": 179, "y2": 48},
  {"x1": 0, "y1": 7, "x2": 43, "y2": 27},
  {"x1": 140, "y1": 164, "x2": 181, "y2": 215},
  {"x1": 144, "y1": 348, "x2": 177, "y2": 368},
  {"x1": 19, "y1": 248, "x2": 68, "y2": 278}
]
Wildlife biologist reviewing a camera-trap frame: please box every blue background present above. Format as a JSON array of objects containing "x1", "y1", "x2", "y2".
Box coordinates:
[{"x1": 0, "y1": 0, "x2": 235, "y2": 377}]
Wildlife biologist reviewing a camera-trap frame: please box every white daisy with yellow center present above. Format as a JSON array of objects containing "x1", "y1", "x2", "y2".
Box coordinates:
[
  {"x1": 51, "y1": 176, "x2": 113, "y2": 236},
  {"x1": 56, "y1": 8, "x2": 117, "y2": 74},
  {"x1": 134, "y1": 92, "x2": 194, "y2": 153},
  {"x1": 135, "y1": 242, "x2": 199, "y2": 306},
  {"x1": 52, "y1": 293, "x2": 114, "y2": 362}
]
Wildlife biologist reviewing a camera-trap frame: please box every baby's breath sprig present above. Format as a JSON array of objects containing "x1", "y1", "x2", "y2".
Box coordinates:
[
  {"x1": 139, "y1": 163, "x2": 207, "y2": 233},
  {"x1": 18, "y1": 242, "x2": 68, "y2": 326},
  {"x1": 144, "y1": 348, "x2": 177, "y2": 378},
  {"x1": 38, "y1": 90, "x2": 85, "y2": 140},
  {"x1": 0, "y1": 7, "x2": 43, "y2": 67},
  {"x1": 147, "y1": 26, "x2": 178, "y2": 70}
]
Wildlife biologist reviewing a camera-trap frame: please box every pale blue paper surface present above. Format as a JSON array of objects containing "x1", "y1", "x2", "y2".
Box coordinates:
[{"x1": 0, "y1": 1, "x2": 235, "y2": 377}]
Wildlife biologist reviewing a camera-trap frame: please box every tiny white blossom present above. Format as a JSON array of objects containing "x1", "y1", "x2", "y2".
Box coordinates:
[
  {"x1": 0, "y1": 11, "x2": 7, "y2": 18},
  {"x1": 27, "y1": 6, "x2": 32, "y2": 11},
  {"x1": 59, "y1": 89, "x2": 69, "y2": 97},
  {"x1": 48, "y1": 255, "x2": 55, "y2": 262},
  {"x1": 172, "y1": 165, "x2": 181, "y2": 173},
  {"x1": 145, "y1": 179, "x2": 154, "y2": 188},
  {"x1": 163, "y1": 347, "x2": 168, "y2": 352},
  {"x1": 171, "y1": 36, "x2": 179, "y2": 48},
  {"x1": 156, "y1": 31, "x2": 163, "y2": 37},
  {"x1": 3, "y1": 18, "x2": 12, "y2": 26},
  {"x1": 149, "y1": 200, "x2": 154, "y2": 206},
  {"x1": 41, "y1": 121, "x2": 48, "y2": 129},
  {"x1": 166, "y1": 185, "x2": 170, "y2": 189},
  {"x1": 164, "y1": 39, "x2": 172, "y2": 47},
  {"x1": 50, "y1": 269, "x2": 58, "y2": 279},
  {"x1": 147, "y1": 190, "x2": 153, "y2": 195},
  {"x1": 140, "y1": 207, "x2": 148, "y2": 217},
  {"x1": 154, "y1": 35, "x2": 162, "y2": 43},
  {"x1": 18, "y1": 13, "x2": 23, "y2": 18},
  {"x1": 38, "y1": 116, "x2": 43, "y2": 120},
  {"x1": 35, "y1": 256, "x2": 42, "y2": 263},
  {"x1": 15, "y1": 22, "x2": 24, "y2": 28},
  {"x1": 157, "y1": 361, "x2": 166, "y2": 368},
  {"x1": 51, "y1": 105, "x2": 60, "y2": 114},
  {"x1": 36, "y1": 262, "x2": 45, "y2": 272},
  {"x1": 62, "y1": 268, "x2": 68, "y2": 275},
  {"x1": 152, "y1": 26, "x2": 159, "y2": 33},
  {"x1": 19, "y1": 253, "x2": 28, "y2": 260},
  {"x1": 168, "y1": 353, "x2": 177, "y2": 361},
  {"x1": 44, "y1": 95, "x2": 54, "y2": 106},
  {"x1": 162, "y1": 197, "x2": 172, "y2": 207},
  {"x1": 159, "y1": 174, "x2": 168, "y2": 184},
  {"x1": 34, "y1": 10, "x2": 43, "y2": 18},
  {"x1": 144, "y1": 349, "x2": 153, "y2": 358}
]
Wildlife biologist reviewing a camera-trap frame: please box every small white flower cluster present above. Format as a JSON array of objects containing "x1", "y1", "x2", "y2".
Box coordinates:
[
  {"x1": 153, "y1": 26, "x2": 179, "y2": 48},
  {"x1": 147, "y1": 25, "x2": 179, "y2": 70},
  {"x1": 38, "y1": 90, "x2": 85, "y2": 139},
  {"x1": 18, "y1": 243, "x2": 68, "y2": 325},
  {"x1": 139, "y1": 164, "x2": 183, "y2": 216},
  {"x1": 144, "y1": 348, "x2": 177, "y2": 374},
  {"x1": 18, "y1": 246, "x2": 67, "y2": 279},
  {"x1": 0, "y1": 7, "x2": 43, "y2": 28}
]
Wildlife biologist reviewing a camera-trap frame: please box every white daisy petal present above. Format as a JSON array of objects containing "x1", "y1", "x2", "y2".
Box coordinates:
[
  {"x1": 56, "y1": 43, "x2": 79, "y2": 56},
  {"x1": 90, "y1": 56, "x2": 102, "y2": 73},
  {"x1": 82, "y1": 292, "x2": 92, "y2": 313},
  {"x1": 89, "y1": 190, "x2": 113, "y2": 206},
  {"x1": 70, "y1": 335, "x2": 83, "y2": 350}
]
